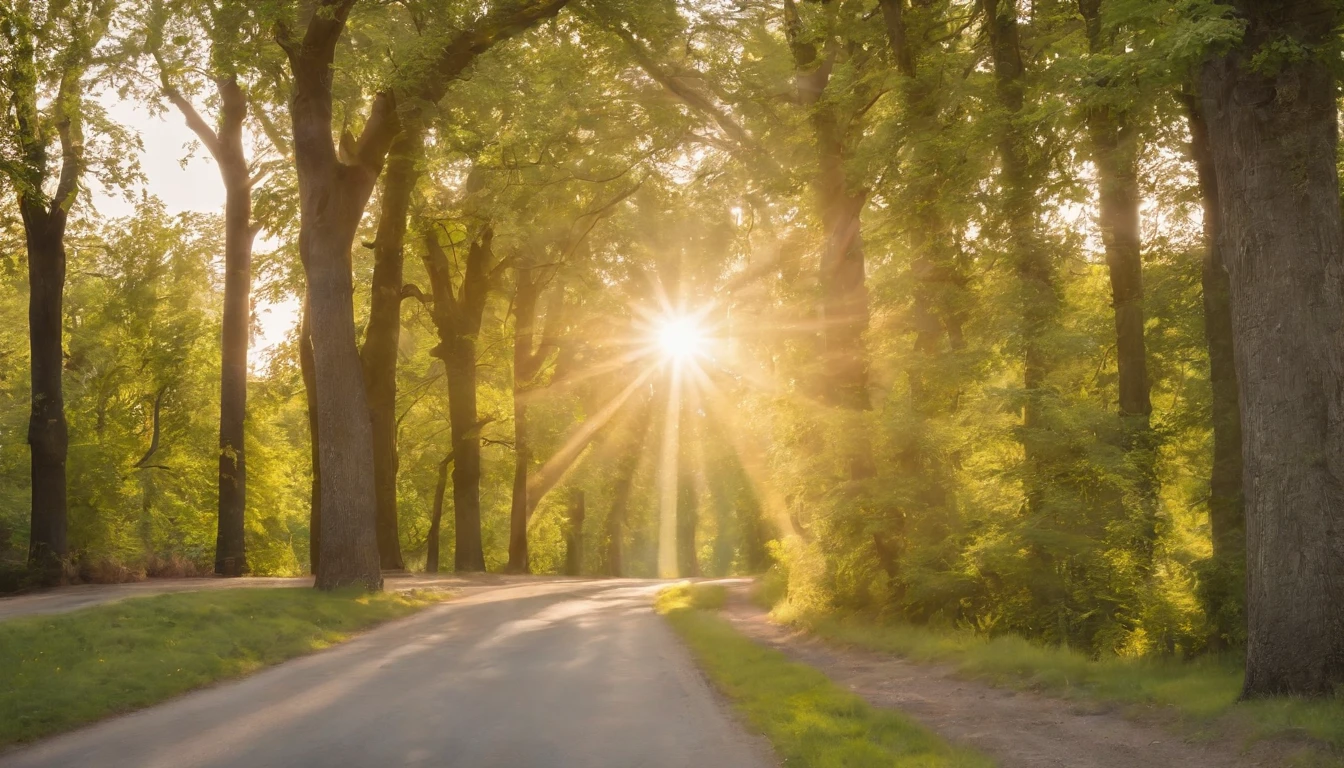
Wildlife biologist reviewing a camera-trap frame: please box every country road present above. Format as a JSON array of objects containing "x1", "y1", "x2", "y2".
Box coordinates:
[{"x1": 0, "y1": 580, "x2": 775, "y2": 768}]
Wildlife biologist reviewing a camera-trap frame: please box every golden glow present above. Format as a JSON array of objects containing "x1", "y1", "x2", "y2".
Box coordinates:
[{"x1": 655, "y1": 315, "x2": 708, "y2": 362}]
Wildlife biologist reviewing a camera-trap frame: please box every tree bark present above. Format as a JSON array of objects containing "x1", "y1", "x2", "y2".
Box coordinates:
[
  {"x1": 1182, "y1": 88, "x2": 1245, "y2": 651},
  {"x1": 22, "y1": 207, "x2": 69, "y2": 578},
  {"x1": 359, "y1": 126, "x2": 423, "y2": 572},
  {"x1": 1199, "y1": 0, "x2": 1344, "y2": 697},
  {"x1": 425, "y1": 452, "x2": 452, "y2": 573},
  {"x1": 564, "y1": 489, "x2": 585, "y2": 576},
  {"x1": 280, "y1": 1, "x2": 400, "y2": 591},
  {"x1": 299, "y1": 299, "x2": 322, "y2": 575}
]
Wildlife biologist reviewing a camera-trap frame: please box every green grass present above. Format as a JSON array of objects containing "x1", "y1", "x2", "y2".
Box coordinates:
[
  {"x1": 656, "y1": 583, "x2": 990, "y2": 768},
  {"x1": 795, "y1": 610, "x2": 1344, "y2": 760},
  {"x1": 0, "y1": 587, "x2": 449, "y2": 746}
]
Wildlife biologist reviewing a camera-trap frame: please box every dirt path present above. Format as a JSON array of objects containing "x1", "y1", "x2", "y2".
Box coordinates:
[
  {"x1": 721, "y1": 591, "x2": 1285, "y2": 768},
  {"x1": 0, "y1": 573, "x2": 586, "y2": 622}
]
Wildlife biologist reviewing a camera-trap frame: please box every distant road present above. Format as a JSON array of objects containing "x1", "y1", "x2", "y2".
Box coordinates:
[{"x1": 0, "y1": 579, "x2": 776, "y2": 768}]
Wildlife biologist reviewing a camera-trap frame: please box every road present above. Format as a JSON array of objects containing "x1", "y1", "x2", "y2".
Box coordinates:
[{"x1": 0, "y1": 580, "x2": 776, "y2": 768}]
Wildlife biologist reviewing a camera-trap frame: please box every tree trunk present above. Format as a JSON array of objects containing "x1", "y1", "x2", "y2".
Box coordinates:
[
  {"x1": 1182, "y1": 88, "x2": 1245, "y2": 651},
  {"x1": 207, "y1": 79, "x2": 256, "y2": 578},
  {"x1": 422, "y1": 225, "x2": 494, "y2": 573},
  {"x1": 1078, "y1": 0, "x2": 1159, "y2": 570},
  {"x1": 426, "y1": 452, "x2": 451, "y2": 573},
  {"x1": 1199, "y1": 0, "x2": 1344, "y2": 697},
  {"x1": 783, "y1": 0, "x2": 870, "y2": 414},
  {"x1": 445, "y1": 343, "x2": 486, "y2": 572},
  {"x1": 281, "y1": 7, "x2": 398, "y2": 591},
  {"x1": 984, "y1": 0, "x2": 1057, "y2": 521},
  {"x1": 505, "y1": 270, "x2": 541, "y2": 574},
  {"x1": 564, "y1": 489, "x2": 585, "y2": 576},
  {"x1": 22, "y1": 206, "x2": 69, "y2": 578},
  {"x1": 359, "y1": 126, "x2": 423, "y2": 572},
  {"x1": 506, "y1": 396, "x2": 531, "y2": 573},
  {"x1": 300, "y1": 302, "x2": 322, "y2": 575}
]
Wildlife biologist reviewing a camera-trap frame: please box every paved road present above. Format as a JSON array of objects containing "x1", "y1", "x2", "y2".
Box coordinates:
[{"x1": 0, "y1": 580, "x2": 776, "y2": 768}]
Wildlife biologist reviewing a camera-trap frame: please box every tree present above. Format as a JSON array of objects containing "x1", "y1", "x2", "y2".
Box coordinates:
[
  {"x1": 1199, "y1": 0, "x2": 1344, "y2": 697},
  {"x1": 145, "y1": 0, "x2": 266, "y2": 576},
  {"x1": 356, "y1": 0, "x2": 573, "y2": 571},
  {"x1": 0, "y1": 0, "x2": 117, "y2": 579},
  {"x1": 421, "y1": 220, "x2": 499, "y2": 572},
  {"x1": 275, "y1": 0, "x2": 399, "y2": 590}
]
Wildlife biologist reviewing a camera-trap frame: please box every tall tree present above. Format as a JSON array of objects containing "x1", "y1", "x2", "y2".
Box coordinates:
[
  {"x1": 782, "y1": 0, "x2": 873, "y2": 416},
  {"x1": 1199, "y1": 0, "x2": 1344, "y2": 697},
  {"x1": 1077, "y1": 0, "x2": 1159, "y2": 565},
  {"x1": 0, "y1": 0, "x2": 116, "y2": 578},
  {"x1": 275, "y1": 0, "x2": 399, "y2": 590},
  {"x1": 356, "y1": 0, "x2": 572, "y2": 571},
  {"x1": 1180, "y1": 87, "x2": 1243, "y2": 651},
  {"x1": 147, "y1": 0, "x2": 262, "y2": 576},
  {"x1": 504, "y1": 265, "x2": 562, "y2": 573},
  {"x1": 422, "y1": 222, "x2": 499, "y2": 572}
]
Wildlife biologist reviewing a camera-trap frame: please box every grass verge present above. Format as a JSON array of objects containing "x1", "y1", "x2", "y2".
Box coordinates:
[
  {"x1": 657, "y1": 583, "x2": 990, "y2": 768},
  {"x1": 790, "y1": 607, "x2": 1344, "y2": 761},
  {"x1": 0, "y1": 587, "x2": 449, "y2": 747}
]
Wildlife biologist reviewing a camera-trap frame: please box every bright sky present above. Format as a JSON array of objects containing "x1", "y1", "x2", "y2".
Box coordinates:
[{"x1": 92, "y1": 93, "x2": 300, "y2": 371}]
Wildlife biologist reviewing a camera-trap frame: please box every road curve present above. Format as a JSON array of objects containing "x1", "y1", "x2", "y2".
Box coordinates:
[{"x1": 0, "y1": 580, "x2": 776, "y2": 768}]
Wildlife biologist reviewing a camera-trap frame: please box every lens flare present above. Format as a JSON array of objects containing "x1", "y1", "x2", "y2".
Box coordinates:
[{"x1": 656, "y1": 315, "x2": 707, "y2": 361}]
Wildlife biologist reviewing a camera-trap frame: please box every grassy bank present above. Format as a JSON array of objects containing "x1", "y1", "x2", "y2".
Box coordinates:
[
  {"x1": 788, "y1": 606, "x2": 1344, "y2": 757},
  {"x1": 0, "y1": 587, "x2": 448, "y2": 746},
  {"x1": 657, "y1": 583, "x2": 989, "y2": 768}
]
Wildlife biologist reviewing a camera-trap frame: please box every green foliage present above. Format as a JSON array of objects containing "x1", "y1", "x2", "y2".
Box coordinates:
[
  {"x1": 0, "y1": 587, "x2": 449, "y2": 745},
  {"x1": 656, "y1": 583, "x2": 991, "y2": 768}
]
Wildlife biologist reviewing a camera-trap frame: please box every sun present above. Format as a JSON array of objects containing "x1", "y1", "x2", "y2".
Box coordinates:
[{"x1": 656, "y1": 315, "x2": 708, "y2": 361}]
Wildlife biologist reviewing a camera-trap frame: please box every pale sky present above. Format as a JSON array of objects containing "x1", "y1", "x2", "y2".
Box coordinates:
[{"x1": 93, "y1": 93, "x2": 300, "y2": 371}]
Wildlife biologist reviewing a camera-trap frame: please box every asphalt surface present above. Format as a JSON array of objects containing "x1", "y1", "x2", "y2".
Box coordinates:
[{"x1": 0, "y1": 580, "x2": 776, "y2": 768}]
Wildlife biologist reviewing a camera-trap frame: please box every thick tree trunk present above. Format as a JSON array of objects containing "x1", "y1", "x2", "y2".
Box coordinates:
[
  {"x1": 282, "y1": 6, "x2": 398, "y2": 591},
  {"x1": 426, "y1": 453, "x2": 451, "y2": 573},
  {"x1": 300, "y1": 303, "x2": 322, "y2": 575},
  {"x1": 564, "y1": 489, "x2": 585, "y2": 576},
  {"x1": 359, "y1": 126, "x2": 423, "y2": 572},
  {"x1": 1200, "y1": 0, "x2": 1344, "y2": 697},
  {"x1": 1182, "y1": 89, "x2": 1245, "y2": 651},
  {"x1": 22, "y1": 206, "x2": 69, "y2": 578}
]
